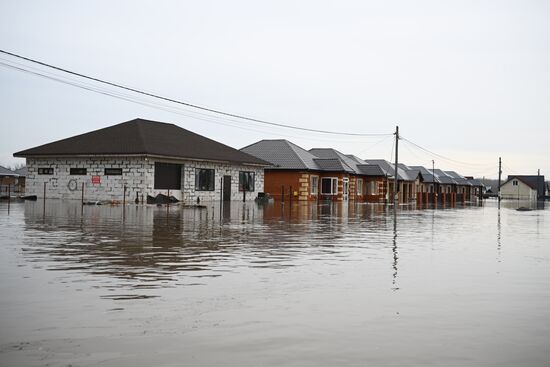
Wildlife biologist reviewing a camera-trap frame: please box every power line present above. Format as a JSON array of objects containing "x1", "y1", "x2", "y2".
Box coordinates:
[
  {"x1": 400, "y1": 136, "x2": 493, "y2": 167},
  {"x1": 0, "y1": 49, "x2": 392, "y2": 137},
  {"x1": 0, "y1": 61, "x2": 393, "y2": 147}
]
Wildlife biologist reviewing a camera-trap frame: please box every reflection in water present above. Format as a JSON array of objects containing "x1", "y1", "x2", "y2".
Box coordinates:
[
  {"x1": 2, "y1": 200, "x2": 550, "y2": 367},
  {"x1": 392, "y1": 210, "x2": 399, "y2": 290},
  {"x1": 16, "y1": 200, "x2": 416, "y2": 293},
  {"x1": 497, "y1": 207, "x2": 502, "y2": 263}
]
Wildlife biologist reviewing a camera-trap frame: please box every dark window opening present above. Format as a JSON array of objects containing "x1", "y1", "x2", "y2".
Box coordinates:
[
  {"x1": 239, "y1": 171, "x2": 255, "y2": 192},
  {"x1": 104, "y1": 168, "x2": 122, "y2": 175},
  {"x1": 321, "y1": 177, "x2": 338, "y2": 195},
  {"x1": 154, "y1": 162, "x2": 181, "y2": 189},
  {"x1": 195, "y1": 168, "x2": 215, "y2": 191},
  {"x1": 70, "y1": 168, "x2": 87, "y2": 175},
  {"x1": 38, "y1": 168, "x2": 53, "y2": 175}
]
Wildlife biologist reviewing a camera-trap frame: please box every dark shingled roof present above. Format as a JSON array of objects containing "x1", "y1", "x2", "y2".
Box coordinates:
[
  {"x1": 0, "y1": 166, "x2": 18, "y2": 176},
  {"x1": 356, "y1": 164, "x2": 387, "y2": 176},
  {"x1": 363, "y1": 159, "x2": 415, "y2": 181},
  {"x1": 313, "y1": 158, "x2": 354, "y2": 172},
  {"x1": 309, "y1": 148, "x2": 359, "y2": 172},
  {"x1": 240, "y1": 139, "x2": 319, "y2": 170},
  {"x1": 409, "y1": 166, "x2": 440, "y2": 184},
  {"x1": 14, "y1": 167, "x2": 27, "y2": 176},
  {"x1": 14, "y1": 119, "x2": 269, "y2": 166}
]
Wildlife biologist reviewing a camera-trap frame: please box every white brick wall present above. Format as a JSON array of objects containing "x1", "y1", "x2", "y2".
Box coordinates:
[{"x1": 25, "y1": 156, "x2": 264, "y2": 203}]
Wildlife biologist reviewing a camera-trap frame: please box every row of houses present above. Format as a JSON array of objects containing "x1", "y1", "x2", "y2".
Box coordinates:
[
  {"x1": 241, "y1": 140, "x2": 484, "y2": 204},
  {"x1": 9, "y1": 118, "x2": 489, "y2": 204}
]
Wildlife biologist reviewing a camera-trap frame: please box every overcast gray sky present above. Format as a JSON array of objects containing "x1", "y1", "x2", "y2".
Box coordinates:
[{"x1": 1, "y1": 0, "x2": 549, "y2": 178}]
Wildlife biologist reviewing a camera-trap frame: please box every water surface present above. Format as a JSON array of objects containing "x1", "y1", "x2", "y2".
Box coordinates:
[{"x1": 1, "y1": 200, "x2": 549, "y2": 366}]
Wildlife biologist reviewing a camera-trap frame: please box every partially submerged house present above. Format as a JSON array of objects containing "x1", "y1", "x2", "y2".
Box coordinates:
[
  {"x1": 500, "y1": 175, "x2": 546, "y2": 201},
  {"x1": 14, "y1": 166, "x2": 27, "y2": 194},
  {"x1": 241, "y1": 140, "x2": 387, "y2": 202},
  {"x1": 14, "y1": 118, "x2": 269, "y2": 202},
  {"x1": 0, "y1": 166, "x2": 19, "y2": 198},
  {"x1": 363, "y1": 160, "x2": 422, "y2": 203}
]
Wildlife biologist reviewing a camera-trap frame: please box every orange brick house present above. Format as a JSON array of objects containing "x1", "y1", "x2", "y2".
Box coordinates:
[{"x1": 241, "y1": 140, "x2": 387, "y2": 202}]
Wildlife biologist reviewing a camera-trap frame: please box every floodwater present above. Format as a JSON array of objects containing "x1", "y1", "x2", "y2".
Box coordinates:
[{"x1": 0, "y1": 199, "x2": 549, "y2": 367}]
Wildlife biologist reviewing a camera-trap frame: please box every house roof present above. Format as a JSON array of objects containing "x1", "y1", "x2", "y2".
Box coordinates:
[
  {"x1": 14, "y1": 167, "x2": 27, "y2": 176},
  {"x1": 241, "y1": 139, "x2": 319, "y2": 170},
  {"x1": 433, "y1": 169, "x2": 457, "y2": 185},
  {"x1": 364, "y1": 159, "x2": 416, "y2": 181},
  {"x1": 0, "y1": 166, "x2": 18, "y2": 177},
  {"x1": 504, "y1": 175, "x2": 545, "y2": 194},
  {"x1": 356, "y1": 164, "x2": 387, "y2": 176},
  {"x1": 14, "y1": 118, "x2": 269, "y2": 166},
  {"x1": 409, "y1": 166, "x2": 440, "y2": 184},
  {"x1": 309, "y1": 148, "x2": 360, "y2": 172},
  {"x1": 313, "y1": 158, "x2": 354, "y2": 172},
  {"x1": 444, "y1": 171, "x2": 473, "y2": 186}
]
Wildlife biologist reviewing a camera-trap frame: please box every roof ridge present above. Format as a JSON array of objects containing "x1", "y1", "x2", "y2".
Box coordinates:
[{"x1": 285, "y1": 140, "x2": 314, "y2": 169}]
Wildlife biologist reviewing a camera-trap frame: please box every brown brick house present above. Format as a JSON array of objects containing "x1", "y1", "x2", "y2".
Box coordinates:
[{"x1": 241, "y1": 140, "x2": 387, "y2": 202}]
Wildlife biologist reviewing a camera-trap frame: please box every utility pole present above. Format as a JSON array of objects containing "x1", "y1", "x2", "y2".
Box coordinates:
[
  {"x1": 393, "y1": 126, "x2": 399, "y2": 206},
  {"x1": 498, "y1": 157, "x2": 502, "y2": 202}
]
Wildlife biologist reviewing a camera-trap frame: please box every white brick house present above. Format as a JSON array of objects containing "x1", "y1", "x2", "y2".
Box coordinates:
[{"x1": 15, "y1": 119, "x2": 268, "y2": 203}]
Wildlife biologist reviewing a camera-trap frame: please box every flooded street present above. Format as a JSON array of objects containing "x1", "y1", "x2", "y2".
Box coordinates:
[{"x1": 1, "y1": 200, "x2": 549, "y2": 366}]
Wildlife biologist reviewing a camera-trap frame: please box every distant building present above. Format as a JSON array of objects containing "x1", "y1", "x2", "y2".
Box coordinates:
[
  {"x1": 0, "y1": 165, "x2": 19, "y2": 197},
  {"x1": 500, "y1": 175, "x2": 546, "y2": 201},
  {"x1": 14, "y1": 166, "x2": 27, "y2": 194},
  {"x1": 14, "y1": 119, "x2": 268, "y2": 202}
]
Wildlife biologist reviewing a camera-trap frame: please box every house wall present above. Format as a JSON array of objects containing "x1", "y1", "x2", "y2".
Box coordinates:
[
  {"x1": 265, "y1": 170, "x2": 360, "y2": 201},
  {"x1": 500, "y1": 180, "x2": 536, "y2": 200},
  {"x1": 25, "y1": 156, "x2": 264, "y2": 203}
]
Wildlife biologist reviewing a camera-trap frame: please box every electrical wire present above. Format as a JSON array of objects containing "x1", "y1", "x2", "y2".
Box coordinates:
[
  {"x1": 0, "y1": 61, "x2": 386, "y2": 144},
  {"x1": 0, "y1": 49, "x2": 392, "y2": 137},
  {"x1": 400, "y1": 136, "x2": 494, "y2": 168}
]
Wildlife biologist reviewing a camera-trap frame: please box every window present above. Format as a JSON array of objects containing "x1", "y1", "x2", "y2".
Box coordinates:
[
  {"x1": 38, "y1": 168, "x2": 53, "y2": 175},
  {"x1": 70, "y1": 168, "x2": 87, "y2": 175},
  {"x1": 195, "y1": 168, "x2": 215, "y2": 191},
  {"x1": 104, "y1": 168, "x2": 122, "y2": 175},
  {"x1": 513, "y1": 180, "x2": 518, "y2": 186},
  {"x1": 321, "y1": 177, "x2": 338, "y2": 195},
  {"x1": 311, "y1": 175, "x2": 319, "y2": 195},
  {"x1": 239, "y1": 171, "x2": 255, "y2": 191},
  {"x1": 154, "y1": 162, "x2": 182, "y2": 189},
  {"x1": 357, "y1": 178, "x2": 363, "y2": 195}
]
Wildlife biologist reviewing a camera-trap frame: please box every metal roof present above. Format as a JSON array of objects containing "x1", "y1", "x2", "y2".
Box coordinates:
[
  {"x1": 444, "y1": 171, "x2": 473, "y2": 186},
  {"x1": 313, "y1": 158, "x2": 353, "y2": 172},
  {"x1": 309, "y1": 148, "x2": 361, "y2": 172},
  {"x1": 364, "y1": 159, "x2": 416, "y2": 181},
  {"x1": 15, "y1": 118, "x2": 269, "y2": 166},
  {"x1": 14, "y1": 167, "x2": 27, "y2": 176},
  {"x1": 356, "y1": 164, "x2": 387, "y2": 176},
  {"x1": 433, "y1": 169, "x2": 458, "y2": 185},
  {"x1": 0, "y1": 166, "x2": 18, "y2": 177},
  {"x1": 241, "y1": 139, "x2": 320, "y2": 170}
]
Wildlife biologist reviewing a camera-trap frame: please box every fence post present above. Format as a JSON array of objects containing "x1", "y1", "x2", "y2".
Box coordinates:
[{"x1": 289, "y1": 185, "x2": 292, "y2": 204}]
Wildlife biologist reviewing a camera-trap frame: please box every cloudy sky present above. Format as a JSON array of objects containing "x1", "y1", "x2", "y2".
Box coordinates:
[{"x1": 1, "y1": 0, "x2": 549, "y2": 178}]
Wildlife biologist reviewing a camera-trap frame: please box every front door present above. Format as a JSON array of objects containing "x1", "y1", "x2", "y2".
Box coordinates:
[
  {"x1": 223, "y1": 175, "x2": 231, "y2": 201},
  {"x1": 342, "y1": 178, "x2": 349, "y2": 201}
]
